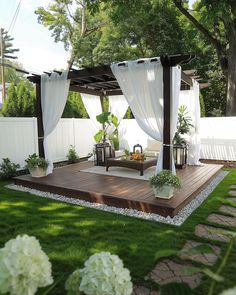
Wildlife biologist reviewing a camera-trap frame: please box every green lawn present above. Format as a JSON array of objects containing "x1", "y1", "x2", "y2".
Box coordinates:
[{"x1": 0, "y1": 169, "x2": 236, "y2": 294}]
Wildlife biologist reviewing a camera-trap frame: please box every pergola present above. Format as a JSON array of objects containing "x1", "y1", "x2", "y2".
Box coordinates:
[{"x1": 27, "y1": 54, "x2": 204, "y2": 171}]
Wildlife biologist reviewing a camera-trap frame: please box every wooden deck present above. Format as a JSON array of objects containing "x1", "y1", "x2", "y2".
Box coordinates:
[{"x1": 14, "y1": 162, "x2": 223, "y2": 217}]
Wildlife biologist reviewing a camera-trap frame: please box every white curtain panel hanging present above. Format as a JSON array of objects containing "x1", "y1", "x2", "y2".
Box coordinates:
[
  {"x1": 111, "y1": 57, "x2": 164, "y2": 171},
  {"x1": 41, "y1": 70, "x2": 70, "y2": 175},
  {"x1": 107, "y1": 95, "x2": 129, "y2": 134},
  {"x1": 179, "y1": 79, "x2": 201, "y2": 165},
  {"x1": 80, "y1": 93, "x2": 102, "y2": 132}
]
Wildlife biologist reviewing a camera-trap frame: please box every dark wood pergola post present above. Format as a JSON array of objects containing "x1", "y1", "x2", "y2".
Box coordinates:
[
  {"x1": 35, "y1": 82, "x2": 45, "y2": 158},
  {"x1": 162, "y1": 64, "x2": 172, "y2": 170}
]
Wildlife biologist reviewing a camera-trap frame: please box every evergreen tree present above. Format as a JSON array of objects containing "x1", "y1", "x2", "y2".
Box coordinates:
[
  {"x1": 2, "y1": 82, "x2": 18, "y2": 116},
  {"x1": 62, "y1": 92, "x2": 88, "y2": 118}
]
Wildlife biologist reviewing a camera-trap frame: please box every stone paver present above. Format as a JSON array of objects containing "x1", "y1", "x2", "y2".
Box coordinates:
[
  {"x1": 220, "y1": 205, "x2": 236, "y2": 217},
  {"x1": 147, "y1": 259, "x2": 202, "y2": 289},
  {"x1": 195, "y1": 224, "x2": 230, "y2": 243},
  {"x1": 132, "y1": 286, "x2": 159, "y2": 295},
  {"x1": 207, "y1": 213, "x2": 236, "y2": 227},
  {"x1": 178, "y1": 240, "x2": 221, "y2": 266},
  {"x1": 229, "y1": 190, "x2": 236, "y2": 197},
  {"x1": 226, "y1": 197, "x2": 236, "y2": 204},
  {"x1": 230, "y1": 185, "x2": 236, "y2": 190}
]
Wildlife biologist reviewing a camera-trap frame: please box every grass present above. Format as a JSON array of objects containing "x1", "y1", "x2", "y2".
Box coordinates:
[{"x1": 0, "y1": 169, "x2": 236, "y2": 294}]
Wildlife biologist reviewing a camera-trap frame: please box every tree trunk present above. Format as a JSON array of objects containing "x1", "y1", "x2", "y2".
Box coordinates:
[{"x1": 226, "y1": 27, "x2": 236, "y2": 116}]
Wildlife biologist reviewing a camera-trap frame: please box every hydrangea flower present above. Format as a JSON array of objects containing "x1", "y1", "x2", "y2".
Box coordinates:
[
  {"x1": 0, "y1": 234, "x2": 53, "y2": 295},
  {"x1": 65, "y1": 269, "x2": 81, "y2": 295},
  {"x1": 79, "y1": 252, "x2": 133, "y2": 295}
]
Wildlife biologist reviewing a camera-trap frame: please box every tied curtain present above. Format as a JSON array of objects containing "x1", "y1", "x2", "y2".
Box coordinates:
[
  {"x1": 41, "y1": 70, "x2": 70, "y2": 175},
  {"x1": 111, "y1": 57, "x2": 181, "y2": 174},
  {"x1": 80, "y1": 93, "x2": 102, "y2": 132},
  {"x1": 179, "y1": 79, "x2": 201, "y2": 165}
]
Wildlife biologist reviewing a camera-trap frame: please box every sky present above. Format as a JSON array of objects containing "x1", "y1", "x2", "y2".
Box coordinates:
[{"x1": 0, "y1": 0, "x2": 196, "y2": 74}]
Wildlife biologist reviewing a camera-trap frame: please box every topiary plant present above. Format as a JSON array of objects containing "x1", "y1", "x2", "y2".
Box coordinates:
[{"x1": 67, "y1": 145, "x2": 80, "y2": 164}]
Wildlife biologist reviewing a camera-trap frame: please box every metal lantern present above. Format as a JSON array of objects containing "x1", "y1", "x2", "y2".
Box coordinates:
[
  {"x1": 173, "y1": 145, "x2": 187, "y2": 169},
  {"x1": 133, "y1": 143, "x2": 143, "y2": 154},
  {"x1": 95, "y1": 142, "x2": 112, "y2": 166}
]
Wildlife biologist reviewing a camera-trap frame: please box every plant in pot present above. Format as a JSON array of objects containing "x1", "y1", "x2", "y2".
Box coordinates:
[
  {"x1": 25, "y1": 154, "x2": 49, "y2": 178},
  {"x1": 149, "y1": 170, "x2": 181, "y2": 199},
  {"x1": 94, "y1": 112, "x2": 119, "y2": 146}
]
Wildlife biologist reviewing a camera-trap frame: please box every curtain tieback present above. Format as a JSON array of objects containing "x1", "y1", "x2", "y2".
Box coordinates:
[{"x1": 162, "y1": 143, "x2": 173, "y2": 147}]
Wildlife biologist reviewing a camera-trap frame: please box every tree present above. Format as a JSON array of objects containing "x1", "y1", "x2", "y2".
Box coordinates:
[
  {"x1": 62, "y1": 91, "x2": 88, "y2": 118},
  {"x1": 2, "y1": 81, "x2": 36, "y2": 117},
  {"x1": 35, "y1": 0, "x2": 107, "y2": 68},
  {"x1": 0, "y1": 28, "x2": 19, "y2": 100},
  {"x1": 172, "y1": 0, "x2": 236, "y2": 115}
]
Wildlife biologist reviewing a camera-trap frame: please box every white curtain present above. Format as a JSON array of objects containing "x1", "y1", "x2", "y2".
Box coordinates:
[
  {"x1": 111, "y1": 58, "x2": 181, "y2": 174},
  {"x1": 179, "y1": 79, "x2": 201, "y2": 165},
  {"x1": 80, "y1": 93, "x2": 102, "y2": 132},
  {"x1": 41, "y1": 70, "x2": 70, "y2": 175},
  {"x1": 108, "y1": 95, "x2": 129, "y2": 134}
]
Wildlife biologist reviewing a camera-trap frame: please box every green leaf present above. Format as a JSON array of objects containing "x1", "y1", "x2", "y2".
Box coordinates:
[
  {"x1": 155, "y1": 249, "x2": 178, "y2": 260},
  {"x1": 202, "y1": 268, "x2": 224, "y2": 282},
  {"x1": 94, "y1": 130, "x2": 105, "y2": 143},
  {"x1": 111, "y1": 115, "x2": 119, "y2": 127},
  {"x1": 96, "y1": 112, "x2": 111, "y2": 124},
  {"x1": 160, "y1": 282, "x2": 192, "y2": 295}
]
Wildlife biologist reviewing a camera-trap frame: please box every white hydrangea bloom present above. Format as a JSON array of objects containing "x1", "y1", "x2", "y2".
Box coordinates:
[
  {"x1": 220, "y1": 286, "x2": 236, "y2": 295},
  {"x1": 65, "y1": 269, "x2": 81, "y2": 295},
  {"x1": 79, "y1": 252, "x2": 132, "y2": 295},
  {"x1": 0, "y1": 235, "x2": 53, "y2": 295}
]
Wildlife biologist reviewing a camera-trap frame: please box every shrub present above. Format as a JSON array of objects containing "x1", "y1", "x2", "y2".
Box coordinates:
[
  {"x1": 67, "y1": 145, "x2": 80, "y2": 164},
  {"x1": 0, "y1": 158, "x2": 20, "y2": 179}
]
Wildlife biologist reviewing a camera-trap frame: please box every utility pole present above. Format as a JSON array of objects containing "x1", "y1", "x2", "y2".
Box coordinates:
[{"x1": 0, "y1": 28, "x2": 6, "y2": 102}]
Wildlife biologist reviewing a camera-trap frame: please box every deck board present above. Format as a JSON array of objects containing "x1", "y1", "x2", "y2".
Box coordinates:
[{"x1": 13, "y1": 162, "x2": 223, "y2": 217}]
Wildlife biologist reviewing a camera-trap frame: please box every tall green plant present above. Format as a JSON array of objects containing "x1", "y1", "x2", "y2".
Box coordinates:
[
  {"x1": 94, "y1": 112, "x2": 119, "y2": 143},
  {"x1": 173, "y1": 105, "x2": 193, "y2": 145}
]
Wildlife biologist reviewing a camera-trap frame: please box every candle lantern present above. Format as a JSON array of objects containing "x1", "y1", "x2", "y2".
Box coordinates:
[
  {"x1": 173, "y1": 145, "x2": 187, "y2": 169},
  {"x1": 95, "y1": 142, "x2": 112, "y2": 166},
  {"x1": 133, "y1": 144, "x2": 143, "y2": 154}
]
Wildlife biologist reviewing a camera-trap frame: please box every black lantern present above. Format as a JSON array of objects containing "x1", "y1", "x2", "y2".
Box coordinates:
[
  {"x1": 133, "y1": 144, "x2": 143, "y2": 154},
  {"x1": 95, "y1": 142, "x2": 112, "y2": 166},
  {"x1": 173, "y1": 145, "x2": 187, "y2": 169}
]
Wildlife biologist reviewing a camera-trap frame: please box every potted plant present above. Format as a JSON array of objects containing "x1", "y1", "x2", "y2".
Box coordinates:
[
  {"x1": 25, "y1": 154, "x2": 49, "y2": 178},
  {"x1": 94, "y1": 112, "x2": 119, "y2": 144},
  {"x1": 149, "y1": 170, "x2": 181, "y2": 199}
]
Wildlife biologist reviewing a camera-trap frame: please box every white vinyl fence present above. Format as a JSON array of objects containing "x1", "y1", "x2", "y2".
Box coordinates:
[{"x1": 1, "y1": 117, "x2": 236, "y2": 168}]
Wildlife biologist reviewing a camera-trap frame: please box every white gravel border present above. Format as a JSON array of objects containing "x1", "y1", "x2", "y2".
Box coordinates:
[{"x1": 6, "y1": 171, "x2": 228, "y2": 226}]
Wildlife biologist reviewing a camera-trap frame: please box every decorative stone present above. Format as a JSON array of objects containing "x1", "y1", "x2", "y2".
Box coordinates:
[
  {"x1": 219, "y1": 205, "x2": 236, "y2": 217},
  {"x1": 132, "y1": 286, "x2": 159, "y2": 295},
  {"x1": 147, "y1": 259, "x2": 202, "y2": 289},
  {"x1": 132, "y1": 286, "x2": 150, "y2": 295},
  {"x1": 195, "y1": 224, "x2": 230, "y2": 242},
  {"x1": 178, "y1": 240, "x2": 221, "y2": 266},
  {"x1": 207, "y1": 213, "x2": 236, "y2": 227},
  {"x1": 229, "y1": 190, "x2": 236, "y2": 197}
]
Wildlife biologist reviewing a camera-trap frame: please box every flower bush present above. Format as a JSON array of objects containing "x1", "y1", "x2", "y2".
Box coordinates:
[
  {"x1": 65, "y1": 252, "x2": 133, "y2": 295},
  {"x1": 0, "y1": 234, "x2": 53, "y2": 295}
]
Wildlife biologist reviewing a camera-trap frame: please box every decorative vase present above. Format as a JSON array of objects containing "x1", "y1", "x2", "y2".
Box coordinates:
[
  {"x1": 152, "y1": 185, "x2": 174, "y2": 199},
  {"x1": 29, "y1": 167, "x2": 47, "y2": 178}
]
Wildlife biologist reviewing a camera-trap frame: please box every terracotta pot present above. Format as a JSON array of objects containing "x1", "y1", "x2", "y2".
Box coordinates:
[
  {"x1": 29, "y1": 167, "x2": 47, "y2": 178},
  {"x1": 152, "y1": 185, "x2": 174, "y2": 199}
]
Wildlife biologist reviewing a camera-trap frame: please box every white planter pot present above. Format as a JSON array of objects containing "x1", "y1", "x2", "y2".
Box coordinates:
[
  {"x1": 152, "y1": 185, "x2": 174, "y2": 199},
  {"x1": 29, "y1": 167, "x2": 47, "y2": 178}
]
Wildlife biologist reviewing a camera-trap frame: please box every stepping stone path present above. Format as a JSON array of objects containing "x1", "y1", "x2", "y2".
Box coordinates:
[
  {"x1": 230, "y1": 185, "x2": 236, "y2": 190},
  {"x1": 178, "y1": 240, "x2": 221, "y2": 266},
  {"x1": 207, "y1": 213, "x2": 236, "y2": 227},
  {"x1": 147, "y1": 259, "x2": 202, "y2": 289},
  {"x1": 228, "y1": 190, "x2": 236, "y2": 197},
  {"x1": 226, "y1": 197, "x2": 236, "y2": 204},
  {"x1": 132, "y1": 286, "x2": 159, "y2": 295},
  {"x1": 220, "y1": 205, "x2": 236, "y2": 217},
  {"x1": 195, "y1": 224, "x2": 231, "y2": 242}
]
